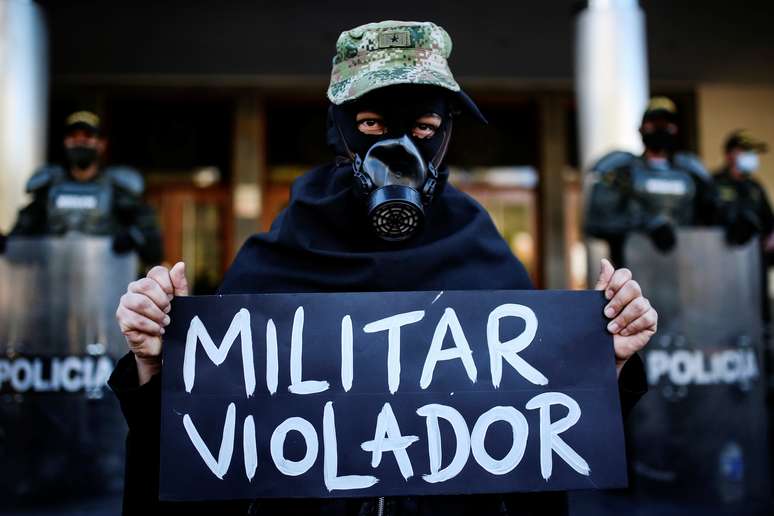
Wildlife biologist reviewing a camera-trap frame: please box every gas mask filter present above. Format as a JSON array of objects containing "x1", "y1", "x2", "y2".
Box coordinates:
[{"x1": 353, "y1": 135, "x2": 440, "y2": 241}]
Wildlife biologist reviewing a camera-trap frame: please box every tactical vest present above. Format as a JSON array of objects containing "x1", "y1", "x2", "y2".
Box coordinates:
[
  {"x1": 26, "y1": 164, "x2": 144, "y2": 236},
  {"x1": 626, "y1": 158, "x2": 697, "y2": 226},
  {"x1": 46, "y1": 175, "x2": 116, "y2": 235}
]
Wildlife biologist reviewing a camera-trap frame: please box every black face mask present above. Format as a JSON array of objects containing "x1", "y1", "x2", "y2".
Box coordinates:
[
  {"x1": 642, "y1": 128, "x2": 677, "y2": 153},
  {"x1": 66, "y1": 145, "x2": 98, "y2": 170},
  {"x1": 330, "y1": 86, "x2": 453, "y2": 241}
]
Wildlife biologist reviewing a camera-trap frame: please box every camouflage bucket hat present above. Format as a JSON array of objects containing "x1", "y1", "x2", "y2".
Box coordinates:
[{"x1": 327, "y1": 20, "x2": 461, "y2": 105}]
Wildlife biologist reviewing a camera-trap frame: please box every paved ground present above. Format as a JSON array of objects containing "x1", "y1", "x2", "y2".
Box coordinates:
[
  {"x1": 5, "y1": 492, "x2": 773, "y2": 516},
  {"x1": 4, "y1": 495, "x2": 121, "y2": 516},
  {"x1": 568, "y1": 490, "x2": 773, "y2": 516}
]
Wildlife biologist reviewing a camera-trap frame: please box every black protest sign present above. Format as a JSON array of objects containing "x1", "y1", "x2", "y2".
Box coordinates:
[{"x1": 159, "y1": 290, "x2": 627, "y2": 501}]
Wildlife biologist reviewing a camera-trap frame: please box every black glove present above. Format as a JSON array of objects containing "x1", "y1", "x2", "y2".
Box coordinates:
[
  {"x1": 112, "y1": 228, "x2": 136, "y2": 255},
  {"x1": 725, "y1": 209, "x2": 761, "y2": 246},
  {"x1": 0, "y1": 233, "x2": 6, "y2": 254},
  {"x1": 647, "y1": 219, "x2": 677, "y2": 252}
]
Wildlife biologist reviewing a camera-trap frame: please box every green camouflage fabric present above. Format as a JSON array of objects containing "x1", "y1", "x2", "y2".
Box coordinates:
[{"x1": 327, "y1": 20, "x2": 461, "y2": 105}]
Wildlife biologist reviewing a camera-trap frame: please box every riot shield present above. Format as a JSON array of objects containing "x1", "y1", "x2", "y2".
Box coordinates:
[
  {"x1": 623, "y1": 228, "x2": 770, "y2": 511},
  {"x1": 0, "y1": 235, "x2": 137, "y2": 505}
]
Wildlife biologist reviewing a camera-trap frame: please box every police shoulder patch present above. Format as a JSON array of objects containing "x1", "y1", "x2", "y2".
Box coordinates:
[
  {"x1": 26, "y1": 165, "x2": 65, "y2": 193},
  {"x1": 106, "y1": 166, "x2": 144, "y2": 196},
  {"x1": 592, "y1": 151, "x2": 637, "y2": 174},
  {"x1": 718, "y1": 186, "x2": 737, "y2": 202},
  {"x1": 673, "y1": 152, "x2": 710, "y2": 182}
]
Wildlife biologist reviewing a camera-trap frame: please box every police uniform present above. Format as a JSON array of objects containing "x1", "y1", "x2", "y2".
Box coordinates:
[
  {"x1": 584, "y1": 99, "x2": 716, "y2": 265},
  {"x1": 8, "y1": 113, "x2": 163, "y2": 264},
  {"x1": 712, "y1": 130, "x2": 773, "y2": 245}
]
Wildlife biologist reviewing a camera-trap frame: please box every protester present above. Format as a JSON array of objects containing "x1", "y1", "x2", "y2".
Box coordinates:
[{"x1": 111, "y1": 21, "x2": 656, "y2": 515}]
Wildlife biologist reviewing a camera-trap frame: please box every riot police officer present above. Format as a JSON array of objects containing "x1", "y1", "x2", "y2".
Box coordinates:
[
  {"x1": 713, "y1": 130, "x2": 772, "y2": 246},
  {"x1": 4, "y1": 111, "x2": 163, "y2": 264},
  {"x1": 584, "y1": 97, "x2": 716, "y2": 265}
]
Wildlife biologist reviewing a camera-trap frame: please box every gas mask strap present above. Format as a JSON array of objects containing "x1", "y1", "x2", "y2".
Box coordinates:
[
  {"x1": 333, "y1": 118, "x2": 358, "y2": 163},
  {"x1": 431, "y1": 116, "x2": 453, "y2": 170}
]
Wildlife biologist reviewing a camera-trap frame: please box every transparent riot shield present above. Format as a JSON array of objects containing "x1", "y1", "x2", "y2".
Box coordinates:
[
  {"x1": 622, "y1": 228, "x2": 770, "y2": 511},
  {"x1": 0, "y1": 235, "x2": 137, "y2": 505}
]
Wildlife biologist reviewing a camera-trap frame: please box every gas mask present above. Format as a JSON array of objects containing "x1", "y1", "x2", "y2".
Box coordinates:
[
  {"x1": 66, "y1": 145, "x2": 98, "y2": 170},
  {"x1": 330, "y1": 86, "x2": 453, "y2": 241}
]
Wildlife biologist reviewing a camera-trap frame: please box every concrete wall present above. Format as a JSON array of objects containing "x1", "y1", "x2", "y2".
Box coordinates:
[{"x1": 697, "y1": 85, "x2": 774, "y2": 193}]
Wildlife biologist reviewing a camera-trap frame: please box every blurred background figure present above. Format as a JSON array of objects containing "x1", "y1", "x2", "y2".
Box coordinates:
[
  {"x1": 713, "y1": 130, "x2": 772, "y2": 247},
  {"x1": 583, "y1": 97, "x2": 716, "y2": 265},
  {"x1": 2, "y1": 111, "x2": 163, "y2": 266}
]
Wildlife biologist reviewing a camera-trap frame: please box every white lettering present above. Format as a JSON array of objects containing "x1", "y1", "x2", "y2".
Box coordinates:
[
  {"x1": 95, "y1": 356, "x2": 113, "y2": 387},
  {"x1": 243, "y1": 415, "x2": 258, "y2": 482},
  {"x1": 526, "y1": 392, "x2": 590, "y2": 480},
  {"x1": 416, "y1": 403, "x2": 470, "y2": 483},
  {"x1": 420, "y1": 308, "x2": 477, "y2": 389},
  {"x1": 266, "y1": 319, "x2": 278, "y2": 395},
  {"x1": 0, "y1": 360, "x2": 9, "y2": 387},
  {"x1": 341, "y1": 315, "x2": 353, "y2": 392},
  {"x1": 646, "y1": 350, "x2": 670, "y2": 385},
  {"x1": 54, "y1": 193, "x2": 98, "y2": 209},
  {"x1": 487, "y1": 304, "x2": 547, "y2": 388},
  {"x1": 60, "y1": 356, "x2": 82, "y2": 392},
  {"x1": 363, "y1": 311, "x2": 425, "y2": 394},
  {"x1": 323, "y1": 401, "x2": 378, "y2": 491},
  {"x1": 361, "y1": 402, "x2": 419, "y2": 480},
  {"x1": 289, "y1": 307, "x2": 330, "y2": 395},
  {"x1": 647, "y1": 349, "x2": 760, "y2": 386},
  {"x1": 183, "y1": 403, "x2": 236, "y2": 480},
  {"x1": 11, "y1": 358, "x2": 33, "y2": 392},
  {"x1": 184, "y1": 309, "x2": 256, "y2": 397},
  {"x1": 32, "y1": 359, "x2": 52, "y2": 391},
  {"x1": 270, "y1": 416, "x2": 318, "y2": 476},
  {"x1": 471, "y1": 406, "x2": 529, "y2": 475}
]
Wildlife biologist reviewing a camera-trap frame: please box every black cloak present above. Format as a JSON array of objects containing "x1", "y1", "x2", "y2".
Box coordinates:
[{"x1": 109, "y1": 161, "x2": 647, "y2": 516}]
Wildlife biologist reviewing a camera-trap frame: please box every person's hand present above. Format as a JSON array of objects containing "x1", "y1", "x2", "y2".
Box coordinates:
[
  {"x1": 594, "y1": 258, "x2": 657, "y2": 377},
  {"x1": 115, "y1": 261, "x2": 189, "y2": 385},
  {"x1": 647, "y1": 219, "x2": 676, "y2": 252},
  {"x1": 112, "y1": 228, "x2": 135, "y2": 255},
  {"x1": 725, "y1": 209, "x2": 761, "y2": 246}
]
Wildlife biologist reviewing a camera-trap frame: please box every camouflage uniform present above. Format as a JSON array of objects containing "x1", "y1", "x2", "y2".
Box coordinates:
[{"x1": 327, "y1": 21, "x2": 460, "y2": 105}]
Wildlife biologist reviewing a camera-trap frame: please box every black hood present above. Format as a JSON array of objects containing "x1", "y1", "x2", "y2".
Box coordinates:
[{"x1": 218, "y1": 162, "x2": 532, "y2": 294}]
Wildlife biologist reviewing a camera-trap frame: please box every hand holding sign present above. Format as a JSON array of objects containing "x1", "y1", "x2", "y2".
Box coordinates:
[
  {"x1": 594, "y1": 258, "x2": 658, "y2": 375},
  {"x1": 115, "y1": 261, "x2": 188, "y2": 384}
]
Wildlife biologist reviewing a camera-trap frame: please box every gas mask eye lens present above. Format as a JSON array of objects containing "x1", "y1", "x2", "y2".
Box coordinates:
[
  {"x1": 356, "y1": 112, "x2": 388, "y2": 135},
  {"x1": 412, "y1": 114, "x2": 442, "y2": 139}
]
